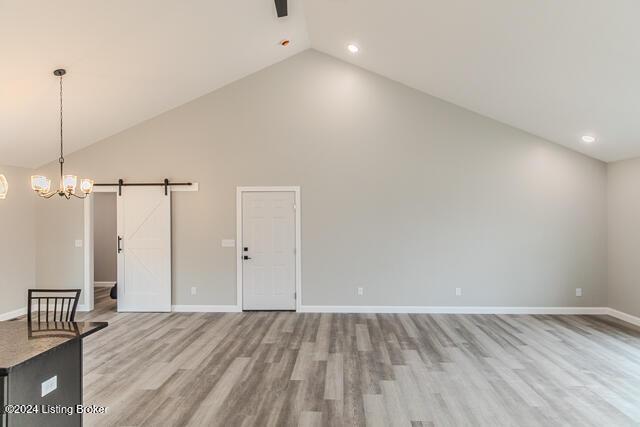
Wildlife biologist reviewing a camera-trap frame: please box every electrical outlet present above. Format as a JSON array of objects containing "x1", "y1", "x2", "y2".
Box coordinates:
[
  {"x1": 191, "y1": 286, "x2": 197, "y2": 296},
  {"x1": 74, "y1": 239, "x2": 83, "y2": 248},
  {"x1": 575, "y1": 288, "x2": 583, "y2": 297},
  {"x1": 455, "y1": 288, "x2": 462, "y2": 297},
  {"x1": 357, "y1": 287, "x2": 364, "y2": 296},
  {"x1": 41, "y1": 376, "x2": 57, "y2": 397}
]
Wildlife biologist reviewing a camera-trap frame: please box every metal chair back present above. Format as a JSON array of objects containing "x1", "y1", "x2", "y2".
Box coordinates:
[{"x1": 27, "y1": 289, "x2": 82, "y2": 323}]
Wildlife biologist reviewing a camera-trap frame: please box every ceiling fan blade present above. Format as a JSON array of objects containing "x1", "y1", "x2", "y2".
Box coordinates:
[{"x1": 274, "y1": 0, "x2": 288, "y2": 17}]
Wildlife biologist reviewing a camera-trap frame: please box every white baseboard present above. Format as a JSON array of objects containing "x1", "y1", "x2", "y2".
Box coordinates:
[
  {"x1": 0, "y1": 307, "x2": 26, "y2": 321},
  {"x1": 171, "y1": 305, "x2": 241, "y2": 313},
  {"x1": 7, "y1": 303, "x2": 638, "y2": 327},
  {"x1": 606, "y1": 308, "x2": 640, "y2": 327},
  {"x1": 94, "y1": 281, "x2": 116, "y2": 288},
  {"x1": 299, "y1": 305, "x2": 609, "y2": 315}
]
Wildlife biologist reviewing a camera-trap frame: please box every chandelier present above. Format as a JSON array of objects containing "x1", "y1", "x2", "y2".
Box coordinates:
[
  {"x1": 31, "y1": 69, "x2": 94, "y2": 199},
  {"x1": 0, "y1": 174, "x2": 7, "y2": 199}
]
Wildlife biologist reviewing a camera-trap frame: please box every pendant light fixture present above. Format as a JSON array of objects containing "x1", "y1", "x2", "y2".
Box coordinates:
[
  {"x1": 0, "y1": 174, "x2": 8, "y2": 199},
  {"x1": 31, "y1": 69, "x2": 94, "y2": 199}
]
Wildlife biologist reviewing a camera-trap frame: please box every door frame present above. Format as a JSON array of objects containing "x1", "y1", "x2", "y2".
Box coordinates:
[
  {"x1": 236, "y1": 186, "x2": 302, "y2": 312},
  {"x1": 82, "y1": 183, "x2": 199, "y2": 312}
]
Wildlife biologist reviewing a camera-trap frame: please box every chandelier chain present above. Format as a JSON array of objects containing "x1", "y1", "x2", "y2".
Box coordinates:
[
  {"x1": 60, "y1": 73, "x2": 63, "y2": 161},
  {"x1": 59, "y1": 74, "x2": 64, "y2": 180}
]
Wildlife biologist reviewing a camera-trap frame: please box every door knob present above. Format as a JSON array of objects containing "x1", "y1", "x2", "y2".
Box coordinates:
[{"x1": 243, "y1": 255, "x2": 252, "y2": 260}]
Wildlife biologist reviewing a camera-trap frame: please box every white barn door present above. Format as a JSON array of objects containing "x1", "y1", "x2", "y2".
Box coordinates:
[
  {"x1": 117, "y1": 187, "x2": 171, "y2": 312},
  {"x1": 242, "y1": 191, "x2": 296, "y2": 310}
]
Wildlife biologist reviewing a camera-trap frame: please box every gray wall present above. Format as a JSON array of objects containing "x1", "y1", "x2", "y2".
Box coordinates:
[
  {"x1": 607, "y1": 157, "x2": 640, "y2": 317},
  {"x1": 93, "y1": 193, "x2": 117, "y2": 282},
  {"x1": 35, "y1": 195, "x2": 84, "y2": 302},
  {"x1": 0, "y1": 165, "x2": 36, "y2": 315},
  {"x1": 35, "y1": 49, "x2": 608, "y2": 308}
]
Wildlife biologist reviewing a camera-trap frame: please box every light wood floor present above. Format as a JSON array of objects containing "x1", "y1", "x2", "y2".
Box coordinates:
[{"x1": 79, "y1": 288, "x2": 640, "y2": 426}]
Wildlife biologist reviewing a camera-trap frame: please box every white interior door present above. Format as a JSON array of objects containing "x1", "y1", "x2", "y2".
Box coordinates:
[
  {"x1": 117, "y1": 187, "x2": 172, "y2": 312},
  {"x1": 242, "y1": 191, "x2": 296, "y2": 310}
]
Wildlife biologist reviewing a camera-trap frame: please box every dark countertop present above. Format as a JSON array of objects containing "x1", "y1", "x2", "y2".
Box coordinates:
[{"x1": 0, "y1": 321, "x2": 107, "y2": 375}]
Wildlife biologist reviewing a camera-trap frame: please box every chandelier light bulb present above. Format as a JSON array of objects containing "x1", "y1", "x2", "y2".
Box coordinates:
[
  {"x1": 0, "y1": 174, "x2": 8, "y2": 199},
  {"x1": 80, "y1": 178, "x2": 95, "y2": 194},
  {"x1": 63, "y1": 175, "x2": 78, "y2": 193},
  {"x1": 31, "y1": 175, "x2": 48, "y2": 193}
]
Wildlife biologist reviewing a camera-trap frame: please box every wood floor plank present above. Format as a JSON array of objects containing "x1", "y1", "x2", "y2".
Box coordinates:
[
  {"x1": 324, "y1": 352, "x2": 344, "y2": 401},
  {"x1": 186, "y1": 356, "x2": 251, "y2": 426},
  {"x1": 78, "y1": 288, "x2": 640, "y2": 426}
]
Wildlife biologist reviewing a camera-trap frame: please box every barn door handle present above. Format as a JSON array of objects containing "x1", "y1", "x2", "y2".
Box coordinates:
[{"x1": 117, "y1": 236, "x2": 123, "y2": 253}]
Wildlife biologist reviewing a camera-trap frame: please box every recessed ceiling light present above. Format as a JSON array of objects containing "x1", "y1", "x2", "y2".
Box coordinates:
[
  {"x1": 347, "y1": 44, "x2": 359, "y2": 53},
  {"x1": 581, "y1": 135, "x2": 596, "y2": 143}
]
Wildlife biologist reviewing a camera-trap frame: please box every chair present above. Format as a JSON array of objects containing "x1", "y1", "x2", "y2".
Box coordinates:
[
  {"x1": 27, "y1": 289, "x2": 82, "y2": 323},
  {"x1": 28, "y1": 321, "x2": 81, "y2": 339}
]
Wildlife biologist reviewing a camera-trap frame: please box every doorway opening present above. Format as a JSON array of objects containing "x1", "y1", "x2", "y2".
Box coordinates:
[{"x1": 92, "y1": 192, "x2": 118, "y2": 314}]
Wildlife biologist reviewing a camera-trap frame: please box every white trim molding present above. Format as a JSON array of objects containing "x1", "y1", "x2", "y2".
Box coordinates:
[
  {"x1": 172, "y1": 305, "x2": 241, "y2": 313},
  {"x1": 236, "y1": 186, "x2": 302, "y2": 312},
  {"x1": 9, "y1": 304, "x2": 639, "y2": 325},
  {"x1": 299, "y1": 305, "x2": 609, "y2": 315},
  {"x1": 94, "y1": 281, "x2": 116, "y2": 288},
  {"x1": 607, "y1": 308, "x2": 640, "y2": 327},
  {"x1": 0, "y1": 307, "x2": 26, "y2": 321},
  {"x1": 83, "y1": 194, "x2": 95, "y2": 312},
  {"x1": 76, "y1": 304, "x2": 90, "y2": 312}
]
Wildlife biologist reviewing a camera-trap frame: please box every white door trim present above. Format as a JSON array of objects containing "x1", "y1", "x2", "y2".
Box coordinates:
[
  {"x1": 236, "y1": 186, "x2": 302, "y2": 312},
  {"x1": 82, "y1": 183, "x2": 198, "y2": 312}
]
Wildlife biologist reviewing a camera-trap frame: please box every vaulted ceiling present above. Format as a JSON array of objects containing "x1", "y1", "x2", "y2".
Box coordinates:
[
  {"x1": 0, "y1": 0, "x2": 310, "y2": 168},
  {"x1": 1, "y1": 0, "x2": 639, "y2": 167}
]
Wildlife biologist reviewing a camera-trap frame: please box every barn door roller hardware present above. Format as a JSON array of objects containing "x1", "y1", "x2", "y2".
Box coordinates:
[
  {"x1": 274, "y1": 0, "x2": 287, "y2": 17},
  {"x1": 95, "y1": 179, "x2": 193, "y2": 196}
]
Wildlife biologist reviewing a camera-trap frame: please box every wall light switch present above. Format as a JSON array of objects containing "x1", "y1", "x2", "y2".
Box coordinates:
[
  {"x1": 75, "y1": 240, "x2": 83, "y2": 248},
  {"x1": 221, "y1": 239, "x2": 236, "y2": 248},
  {"x1": 42, "y1": 375, "x2": 57, "y2": 397},
  {"x1": 576, "y1": 288, "x2": 583, "y2": 297},
  {"x1": 455, "y1": 288, "x2": 463, "y2": 297}
]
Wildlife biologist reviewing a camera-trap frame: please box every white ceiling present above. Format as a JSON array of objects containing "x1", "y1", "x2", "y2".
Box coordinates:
[
  {"x1": 0, "y1": 0, "x2": 309, "y2": 168},
  {"x1": 2, "y1": 0, "x2": 639, "y2": 167},
  {"x1": 305, "y1": 0, "x2": 640, "y2": 163}
]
